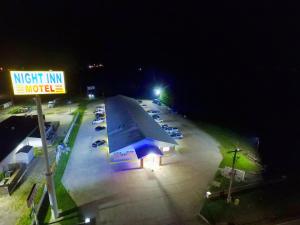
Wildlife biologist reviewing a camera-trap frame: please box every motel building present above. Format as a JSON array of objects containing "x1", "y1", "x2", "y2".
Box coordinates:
[
  {"x1": 105, "y1": 95, "x2": 177, "y2": 170},
  {"x1": 0, "y1": 116, "x2": 54, "y2": 173}
]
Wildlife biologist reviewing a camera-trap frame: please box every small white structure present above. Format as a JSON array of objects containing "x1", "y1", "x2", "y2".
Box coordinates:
[{"x1": 15, "y1": 145, "x2": 34, "y2": 164}]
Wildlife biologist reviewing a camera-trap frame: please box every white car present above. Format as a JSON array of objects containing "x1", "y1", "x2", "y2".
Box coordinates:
[
  {"x1": 148, "y1": 110, "x2": 160, "y2": 116},
  {"x1": 155, "y1": 118, "x2": 163, "y2": 123},
  {"x1": 165, "y1": 127, "x2": 180, "y2": 134},
  {"x1": 92, "y1": 118, "x2": 105, "y2": 125},
  {"x1": 95, "y1": 108, "x2": 105, "y2": 113},
  {"x1": 169, "y1": 127, "x2": 179, "y2": 132}
]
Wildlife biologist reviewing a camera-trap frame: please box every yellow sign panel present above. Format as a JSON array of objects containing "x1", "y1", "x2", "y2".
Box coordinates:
[{"x1": 10, "y1": 71, "x2": 66, "y2": 95}]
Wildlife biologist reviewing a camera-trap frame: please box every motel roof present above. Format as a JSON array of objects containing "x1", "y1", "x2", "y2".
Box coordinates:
[
  {"x1": 105, "y1": 95, "x2": 177, "y2": 154},
  {"x1": 0, "y1": 116, "x2": 39, "y2": 162}
]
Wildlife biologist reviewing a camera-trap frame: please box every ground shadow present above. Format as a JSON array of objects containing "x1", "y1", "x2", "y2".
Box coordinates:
[{"x1": 146, "y1": 170, "x2": 186, "y2": 224}]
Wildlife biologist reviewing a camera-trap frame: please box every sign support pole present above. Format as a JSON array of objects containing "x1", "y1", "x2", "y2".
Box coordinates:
[{"x1": 35, "y1": 95, "x2": 59, "y2": 219}]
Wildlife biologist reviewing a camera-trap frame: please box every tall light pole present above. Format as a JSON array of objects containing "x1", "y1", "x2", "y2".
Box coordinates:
[
  {"x1": 227, "y1": 147, "x2": 241, "y2": 203},
  {"x1": 36, "y1": 95, "x2": 59, "y2": 218}
]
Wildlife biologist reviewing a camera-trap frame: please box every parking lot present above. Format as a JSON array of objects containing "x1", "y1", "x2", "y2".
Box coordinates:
[{"x1": 62, "y1": 99, "x2": 222, "y2": 225}]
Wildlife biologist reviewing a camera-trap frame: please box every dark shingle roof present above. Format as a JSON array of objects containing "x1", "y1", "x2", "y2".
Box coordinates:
[
  {"x1": 105, "y1": 95, "x2": 177, "y2": 153},
  {"x1": 16, "y1": 145, "x2": 33, "y2": 154},
  {"x1": 0, "y1": 116, "x2": 38, "y2": 162}
]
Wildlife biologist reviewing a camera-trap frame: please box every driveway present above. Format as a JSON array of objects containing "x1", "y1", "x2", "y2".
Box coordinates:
[{"x1": 62, "y1": 100, "x2": 222, "y2": 225}]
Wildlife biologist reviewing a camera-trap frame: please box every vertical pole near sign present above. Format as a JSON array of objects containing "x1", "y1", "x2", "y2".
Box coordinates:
[{"x1": 35, "y1": 95, "x2": 59, "y2": 218}]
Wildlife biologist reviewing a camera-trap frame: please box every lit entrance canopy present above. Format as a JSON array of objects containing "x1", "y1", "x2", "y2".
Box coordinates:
[
  {"x1": 135, "y1": 144, "x2": 163, "y2": 159},
  {"x1": 10, "y1": 71, "x2": 66, "y2": 95}
]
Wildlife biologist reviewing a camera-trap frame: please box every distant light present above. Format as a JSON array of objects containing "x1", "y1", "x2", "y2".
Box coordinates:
[
  {"x1": 88, "y1": 63, "x2": 103, "y2": 69},
  {"x1": 0, "y1": 67, "x2": 3, "y2": 71},
  {"x1": 163, "y1": 146, "x2": 170, "y2": 152},
  {"x1": 206, "y1": 191, "x2": 212, "y2": 198},
  {"x1": 88, "y1": 94, "x2": 95, "y2": 99},
  {"x1": 138, "y1": 67, "x2": 142, "y2": 71},
  {"x1": 154, "y1": 88, "x2": 161, "y2": 96},
  {"x1": 85, "y1": 217, "x2": 91, "y2": 223}
]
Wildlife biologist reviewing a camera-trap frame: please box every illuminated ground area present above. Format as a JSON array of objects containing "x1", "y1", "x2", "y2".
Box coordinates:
[{"x1": 62, "y1": 100, "x2": 222, "y2": 225}]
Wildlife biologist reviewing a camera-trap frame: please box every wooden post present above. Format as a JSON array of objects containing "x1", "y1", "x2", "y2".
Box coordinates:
[{"x1": 140, "y1": 158, "x2": 144, "y2": 168}]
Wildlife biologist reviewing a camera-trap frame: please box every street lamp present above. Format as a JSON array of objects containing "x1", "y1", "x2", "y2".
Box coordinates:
[
  {"x1": 154, "y1": 87, "x2": 162, "y2": 97},
  {"x1": 227, "y1": 147, "x2": 241, "y2": 203}
]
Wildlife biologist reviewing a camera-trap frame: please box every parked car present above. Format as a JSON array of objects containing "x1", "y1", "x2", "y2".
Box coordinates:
[
  {"x1": 153, "y1": 99, "x2": 162, "y2": 105},
  {"x1": 152, "y1": 114, "x2": 160, "y2": 119},
  {"x1": 164, "y1": 127, "x2": 179, "y2": 134},
  {"x1": 155, "y1": 118, "x2": 163, "y2": 123},
  {"x1": 147, "y1": 110, "x2": 160, "y2": 116},
  {"x1": 92, "y1": 142, "x2": 98, "y2": 148},
  {"x1": 92, "y1": 118, "x2": 105, "y2": 125},
  {"x1": 169, "y1": 127, "x2": 179, "y2": 132},
  {"x1": 92, "y1": 140, "x2": 106, "y2": 147},
  {"x1": 95, "y1": 126, "x2": 106, "y2": 131},
  {"x1": 94, "y1": 109, "x2": 105, "y2": 113},
  {"x1": 161, "y1": 124, "x2": 169, "y2": 129},
  {"x1": 164, "y1": 127, "x2": 173, "y2": 134},
  {"x1": 95, "y1": 112, "x2": 105, "y2": 118},
  {"x1": 48, "y1": 101, "x2": 55, "y2": 108},
  {"x1": 170, "y1": 132, "x2": 183, "y2": 139}
]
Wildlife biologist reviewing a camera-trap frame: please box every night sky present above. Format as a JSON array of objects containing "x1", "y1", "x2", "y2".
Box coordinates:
[{"x1": 1, "y1": 1, "x2": 300, "y2": 177}]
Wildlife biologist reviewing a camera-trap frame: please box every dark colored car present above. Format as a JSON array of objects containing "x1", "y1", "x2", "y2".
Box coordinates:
[
  {"x1": 152, "y1": 114, "x2": 160, "y2": 119},
  {"x1": 95, "y1": 113, "x2": 105, "y2": 117},
  {"x1": 95, "y1": 126, "x2": 106, "y2": 131},
  {"x1": 95, "y1": 140, "x2": 106, "y2": 146},
  {"x1": 152, "y1": 99, "x2": 162, "y2": 105},
  {"x1": 95, "y1": 115, "x2": 105, "y2": 120},
  {"x1": 92, "y1": 140, "x2": 106, "y2": 147}
]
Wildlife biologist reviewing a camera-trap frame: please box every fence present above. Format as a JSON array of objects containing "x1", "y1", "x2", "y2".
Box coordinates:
[{"x1": 63, "y1": 112, "x2": 79, "y2": 145}]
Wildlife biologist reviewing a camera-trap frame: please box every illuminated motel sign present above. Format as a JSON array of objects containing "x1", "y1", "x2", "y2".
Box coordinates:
[{"x1": 10, "y1": 71, "x2": 66, "y2": 95}]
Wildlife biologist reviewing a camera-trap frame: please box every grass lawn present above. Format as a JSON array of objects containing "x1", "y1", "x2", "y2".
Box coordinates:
[
  {"x1": 201, "y1": 182, "x2": 300, "y2": 224},
  {"x1": 197, "y1": 122, "x2": 269, "y2": 224},
  {"x1": 14, "y1": 180, "x2": 45, "y2": 225},
  {"x1": 198, "y1": 122, "x2": 261, "y2": 172},
  {"x1": 8, "y1": 106, "x2": 22, "y2": 114}
]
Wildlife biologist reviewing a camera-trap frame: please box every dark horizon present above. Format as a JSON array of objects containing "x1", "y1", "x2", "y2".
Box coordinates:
[{"x1": 1, "y1": 1, "x2": 300, "y2": 178}]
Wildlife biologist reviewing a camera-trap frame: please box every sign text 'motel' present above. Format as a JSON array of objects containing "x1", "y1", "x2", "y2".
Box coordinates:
[{"x1": 10, "y1": 71, "x2": 66, "y2": 95}]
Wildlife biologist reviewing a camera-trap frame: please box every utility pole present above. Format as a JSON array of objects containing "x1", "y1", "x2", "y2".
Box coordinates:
[
  {"x1": 227, "y1": 147, "x2": 241, "y2": 203},
  {"x1": 36, "y1": 95, "x2": 59, "y2": 218}
]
